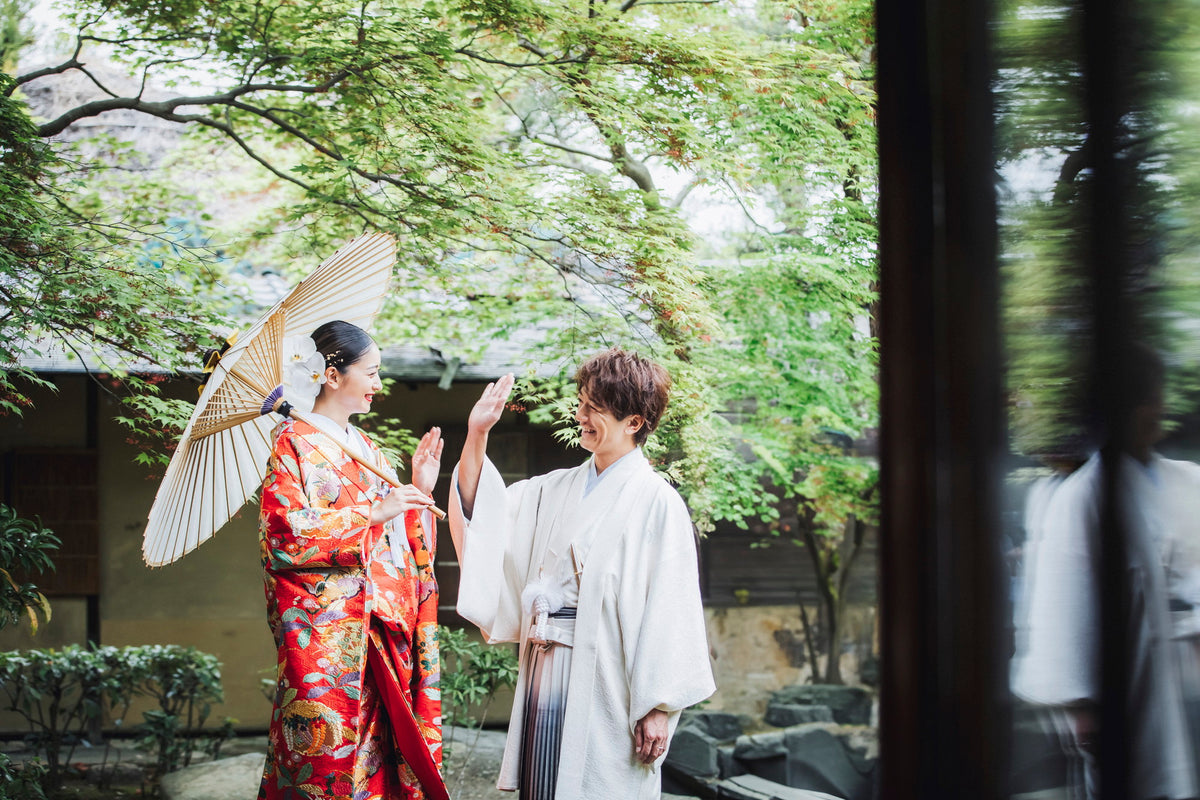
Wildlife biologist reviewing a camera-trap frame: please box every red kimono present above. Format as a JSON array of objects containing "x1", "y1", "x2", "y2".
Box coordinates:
[{"x1": 258, "y1": 419, "x2": 444, "y2": 800}]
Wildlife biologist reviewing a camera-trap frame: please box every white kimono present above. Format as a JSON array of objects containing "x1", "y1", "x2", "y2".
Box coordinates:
[
  {"x1": 1012, "y1": 453, "x2": 1198, "y2": 799},
  {"x1": 1152, "y1": 456, "x2": 1200, "y2": 779},
  {"x1": 449, "y1": 449, "x2": 715, "y2": 800},
  {"x1": 1156, "y1": 457, "x2": 1200, "y2": 641}
]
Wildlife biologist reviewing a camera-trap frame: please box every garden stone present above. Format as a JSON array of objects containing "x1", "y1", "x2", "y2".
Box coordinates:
[
  {"x1": 732, "y1": 731, "x2": 789, "y2": 784},
  {"x1": 666, "y1": 727, "x2": 720, "y2": 778},
  {"x1": 718, "y1": 743, "x2": 746, "y2": 779},
  {"x1": 837, "y1": 736, "x2": 875, "y2": 776},
  {"x1": 782, "y1": 727, "x2": 874, "y2": 800},
  {"x1": 680, "y1": 710, "x2": 745, "y2": 742},
  {"x1": 733, "y1": 731, "x2": 789, "y2": 761},
  {"x1": 769, "y1": 685, "x2": 872, "y2": 726},
  {"x1": 160, "y1": 752, "x2": 266, "y2": 800},
  {"x1": 764, "y1": 703, "x2": 834, "y2": 728},
  {"x1": 715, "y1": 774, "x2": 845, "y2": 800}
]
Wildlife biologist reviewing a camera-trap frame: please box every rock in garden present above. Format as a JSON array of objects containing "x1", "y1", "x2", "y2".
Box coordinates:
[
  {"x1": 715, "y1": 773, "x2": 845, "y2": 800},
  {"x1": 160, "y1": 752, "x2": 266, "y2": 800},
  {"x1": 782, "y1": 727, "x2": 874, "y2": 800},
  {"x1": 763, "y1": 703, "x2": 835, "y2": 728},
  {"x1": 718, "y1": 743, "x2": 746, "y2": 779},
  {"x1": 679, "y1": 710, "x2": 745, "y2": 742},
  {"x1": 665, "y1": 727, "x2": 720, "y2": 778},
  {"x1": 731, "y1": 731, "x2": 790, "y2": 784},
  {"x1": 768, "y1": 685, "x2": 873, "y2": 726},
  {"x1": 733, "y1": 730, "x2": 789, "y2": 762}
]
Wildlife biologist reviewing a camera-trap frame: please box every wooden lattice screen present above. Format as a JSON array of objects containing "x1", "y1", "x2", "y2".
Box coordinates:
[{"x1": 4, "y1": 449, "x2": 100, "y2": 596}]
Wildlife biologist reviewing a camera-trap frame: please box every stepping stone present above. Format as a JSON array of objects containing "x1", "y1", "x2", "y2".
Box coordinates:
[
  {"x1": 160, "y1": 752, "x2": 266, "y2": 800},
  {"x1": 716, "y1": 773, "x2": 844, "y2": 800}
]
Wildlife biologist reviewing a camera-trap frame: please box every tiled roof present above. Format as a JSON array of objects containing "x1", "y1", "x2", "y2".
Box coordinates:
[{"x1": 13, "y1": 336, "x2": 544, "y2": 383}]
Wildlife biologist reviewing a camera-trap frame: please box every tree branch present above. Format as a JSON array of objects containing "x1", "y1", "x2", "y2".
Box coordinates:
[
  {"x1": 10, "y1": 58, "x2": 83, "y2": 94},
  {"x1": 517, "y1": 36, "x2": 550, "y2": 59},
  {"x1": 535, "y1": 159, "x2": 606, "y2": 177},
  {"x1": 721, "y1": 178, "x2": 774, "y2": 233},
  {"x1": 559, "y1": 63, "x2": 660, "y2": 201},
  {"x1": 611, "y1": 140, "x2": 657, "y2": 195},
  {"x1": 670, "y1": 175, "x2": 704, "y2": 209},
  {"x1": 458, "y1": 47, "x2": 584, "y2": 68},
  {"x1": 620, "y1": 0, "x2": 720, "y2": 10},
  {"x1": 174, "y1": 112, "x2": 381, "y2": 230},
  {"x1": 532, "y1": 136, "x2": 614, "y2": 164},
  {"x1": 36, "y1": 73, "x2": 353, "y2": 138}
]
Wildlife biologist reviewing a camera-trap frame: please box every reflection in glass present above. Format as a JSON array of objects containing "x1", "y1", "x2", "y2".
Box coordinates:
[{"x1": 997, "y1": 1, "x2": 1200, "y2": 798}]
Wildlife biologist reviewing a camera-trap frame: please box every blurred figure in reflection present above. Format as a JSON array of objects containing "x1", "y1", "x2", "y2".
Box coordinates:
[
  {"x1": 1011, "y1": 452, "x2": 1088, "y2": 662},
  {"x1": 1012, "y1": 347, "x2": 1198, "y2": 800},
  {"x1": 1157, "y1": 456, "x2": 1200, "y2": 778}
]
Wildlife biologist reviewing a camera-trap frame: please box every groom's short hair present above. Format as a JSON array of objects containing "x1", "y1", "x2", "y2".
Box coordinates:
[{"x1": 575, "y1": 348, "x2": 671, "y2": 445}]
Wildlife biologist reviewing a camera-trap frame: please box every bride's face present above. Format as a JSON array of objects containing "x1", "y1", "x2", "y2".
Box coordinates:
[{"x1": 323, "y1": 343, "x2": 383, "y2": 417}]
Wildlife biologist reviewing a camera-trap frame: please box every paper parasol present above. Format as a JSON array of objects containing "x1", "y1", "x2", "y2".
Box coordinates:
[{"x1": 142, "y1": 232, "x2": 437, "y2": 567}]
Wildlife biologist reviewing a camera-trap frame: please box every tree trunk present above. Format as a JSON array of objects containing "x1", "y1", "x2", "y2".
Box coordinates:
[
  {"x1": 827, "y1": 515, "x2": 867, "y2": 684},
  {"x1": 822, "y1": 597, "x2": 844, "y2": 684},
  {"x1": 801, "y1": 519, "x2": 844, "y2": 685},
  {"x1": 797, "y1": 599, "x2": 821, "y2": 682},
  {"x1": 803, "y1": 513, "x2": 868, "y2": 685}
]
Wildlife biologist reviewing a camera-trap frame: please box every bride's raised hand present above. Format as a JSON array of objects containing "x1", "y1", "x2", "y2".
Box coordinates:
[
  {"x1": 467, "y1": 373, "x2": 515, "y2": 436},
  {"x1": 411, "y1": 426, "x2": 444, "y2": 496}
]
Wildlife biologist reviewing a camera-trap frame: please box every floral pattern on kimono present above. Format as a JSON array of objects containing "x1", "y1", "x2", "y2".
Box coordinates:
[{"x1": 258, "y1": 419, "x2": 442, "y2": 800}]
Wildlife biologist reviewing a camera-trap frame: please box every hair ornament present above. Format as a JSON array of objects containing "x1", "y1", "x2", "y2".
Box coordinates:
[
  {"x1": 281, "y1": 334, "x2": 326, "y2": 413},
  {"x1": 323, "y1": 348, "x2": 347, "y2": 369}
]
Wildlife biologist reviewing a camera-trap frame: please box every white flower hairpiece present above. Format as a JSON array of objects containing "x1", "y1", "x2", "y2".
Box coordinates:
[{"x1": 281, "y1": 334, "x2": 326, "y2": 413}]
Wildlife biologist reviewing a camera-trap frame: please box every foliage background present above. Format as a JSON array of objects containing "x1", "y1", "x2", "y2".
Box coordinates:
[{"x1": 3, "y1": 0, "x2": 878, "y2": 681}]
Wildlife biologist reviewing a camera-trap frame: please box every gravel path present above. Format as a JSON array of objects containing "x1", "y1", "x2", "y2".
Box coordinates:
[
  {"x1": 441, "y1": 726, "x2": 510, "y2": 800},
  {"x1": 6, "y1": 726, "x2": 699, "y2": 799}
]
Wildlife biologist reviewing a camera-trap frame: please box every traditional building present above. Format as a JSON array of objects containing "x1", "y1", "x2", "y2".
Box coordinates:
[{"x1": 0, "y1": 338, "x2": 877, "y2": 731}]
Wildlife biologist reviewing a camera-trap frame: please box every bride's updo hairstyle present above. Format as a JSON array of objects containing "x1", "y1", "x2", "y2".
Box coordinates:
[{"x1": 312, "y1": 320, "x2": 374, "y2": 374}]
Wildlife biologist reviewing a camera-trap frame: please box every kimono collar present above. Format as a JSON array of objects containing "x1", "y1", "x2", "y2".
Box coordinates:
[
  {"x1": 304, "y1": 412, "x2": 370, "y2": 462},
  {"x1": 290, "y1": 416, "x2": 380, "y2": 494},
  {"x1": 583, "y1": 447, "x2": 645, "y2": 498},
  {"x1": 1105, "y1": 450, "x2": 1164, "y2": 492}
]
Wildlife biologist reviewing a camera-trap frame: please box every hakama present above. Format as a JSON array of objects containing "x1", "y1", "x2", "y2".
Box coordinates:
[{"x1": 519, "y1": 608, "x2": 575, "y2": 800}]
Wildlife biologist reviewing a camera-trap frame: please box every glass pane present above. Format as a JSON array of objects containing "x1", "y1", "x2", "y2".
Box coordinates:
[{"x1": 997, "y1": 1, "x2": 1200, "y2": 797}]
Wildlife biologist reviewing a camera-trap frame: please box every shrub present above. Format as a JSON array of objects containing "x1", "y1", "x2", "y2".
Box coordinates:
[
  {"x1": 438, "y1": 625, "x2": 518, "y2": 796},
  {"x1": 0, "y1": 644, "x2": 229, "y2": 789},
  {"x1": 131, "y1": 644, "x2": 227, "y2": 778},
  {"x1": 0, "y1": 752, "x2": 47, "y2": 800},
  {"x1": 0, "y1": 505, "x2": 59, "y2": 634},
  {"x1": 439, "y1": 625, "x2": 518, "y2": 732},
  {"x1": 0, "y1": 645, "x2": 117, "y2": 787}
]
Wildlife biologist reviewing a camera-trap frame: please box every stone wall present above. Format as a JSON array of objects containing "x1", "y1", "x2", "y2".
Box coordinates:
[{"x1": 703, "y1": 604, "x2": 878, "y2": 718}]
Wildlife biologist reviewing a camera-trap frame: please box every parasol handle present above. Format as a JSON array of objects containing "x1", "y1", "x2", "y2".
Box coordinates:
[
  {"x1": 274, "y1": 400, "x2": 447, "y2": 520},
  {"x1": 340, "y1": 447, "x2": 449, "y2": 522}
]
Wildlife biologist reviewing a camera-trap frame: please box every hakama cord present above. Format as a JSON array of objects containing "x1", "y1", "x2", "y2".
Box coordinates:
[{"x1": 258, "y1": 419, "x2": 445, "y2": 800}]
